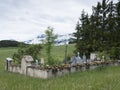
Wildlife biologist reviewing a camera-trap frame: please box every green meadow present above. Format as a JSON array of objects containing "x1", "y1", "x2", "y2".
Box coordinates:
[
  {"x1": 40, "y1": 44, "x2": 75, "y2": 63},
  {"x1": 0, "y1": 45, "x2": 120, "y2": 90}
]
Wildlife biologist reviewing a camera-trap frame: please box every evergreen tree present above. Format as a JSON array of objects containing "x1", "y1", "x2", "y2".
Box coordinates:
[
  {"x1": 73, "y1": 21, "x2": 81, "y2": 53},
  {"x1": 115, "y1": 0, "x2": 120, "y2": 45},
  {"x1": 107, "y1": 1, "x2": 116, "y2": 47},
  {"x1": 90, "y1": 2, "x2": 102, "y2": 51},
  {"x1": 73, "y1": 0, "x2": 120, "y2": 59},
  {"x1": 73, "y1": 10, "x2": 92, "y2": 58}
]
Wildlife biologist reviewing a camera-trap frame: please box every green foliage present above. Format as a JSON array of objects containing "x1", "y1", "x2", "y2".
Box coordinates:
[
  {"x1": 97, "y1": 51, "x2": 110, "y2": 60},
  {"x1": 44, "y1": 27, "x2": 57, "y2": 65},
  {"x1": 13, "y1": 44, "x2": 42, "y2": 63},
  {"x1": 109, "y1": 47, "x2": 120, "y2": 60},
  {"x1": 73, "y1": 0, "x2": 120, "y2": 59}
]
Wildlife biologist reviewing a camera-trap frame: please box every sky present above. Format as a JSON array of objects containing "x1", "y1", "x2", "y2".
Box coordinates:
[{"x1": 0, "y1": 0, "x2": 118, "y2": 41}]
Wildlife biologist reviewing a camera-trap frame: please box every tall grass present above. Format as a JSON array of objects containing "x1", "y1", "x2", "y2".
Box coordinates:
[
  {"x1": 0, "y1": 45, "x2": 120, "y2": 90},
  {"x1": 0, "y1": 66, "x2": 120, "y2": 90}
]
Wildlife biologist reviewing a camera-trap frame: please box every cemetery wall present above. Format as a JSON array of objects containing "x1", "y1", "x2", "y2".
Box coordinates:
[
  {"x1": 8, "y1": 65, "x2": 21, "y2": 73},
  {"x1": 6, "y1": 60, "x2": 120, "y2": 79}
]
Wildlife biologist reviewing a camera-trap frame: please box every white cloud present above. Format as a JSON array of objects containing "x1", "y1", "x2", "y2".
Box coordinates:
[{"x1": 0, "y1": 0, "x2": 117, "y2": 41}]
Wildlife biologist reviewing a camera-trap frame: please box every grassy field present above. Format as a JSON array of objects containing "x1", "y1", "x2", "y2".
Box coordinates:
[
  {"x1": 40, "y1": 44, "x2": 75, "y2": 63},
  {"x1": 0, "y1": 47, "x2": 18, "y2": 70},
  {"x1": 0, "y1": 44, "x2": 75, "y2": 68},
  {"x1": 0, "y1": 45, "x2": 120, "y2": 90}
]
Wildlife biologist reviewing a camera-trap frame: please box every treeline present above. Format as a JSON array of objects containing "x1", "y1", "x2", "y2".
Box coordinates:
[
  {"x1": 0, "y1": 40, "x2": 25, "y2": 47},
  {"x1": 73, "y1": 0, "x2": 120, "y2": 59}
]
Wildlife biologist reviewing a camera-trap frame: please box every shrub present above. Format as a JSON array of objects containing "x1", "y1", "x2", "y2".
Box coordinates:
[
  {"x1": 13, "y1": 44, "x2": 42, "y2": 63},
  {"x1": 109, "y1": 47, "x2": 120, "y2": 60}
]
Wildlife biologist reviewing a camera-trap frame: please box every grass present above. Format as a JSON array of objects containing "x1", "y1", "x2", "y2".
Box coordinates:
[
  {"x1": 0, "y1": 45, "x2": 120, "y2": 90},
  {"x1": 0, "y1": 44, "x2": 75, "y2": 68},
  {"x1": 39, "y1": 44, "x2": 75, "y2": 63},
  {"x1": 0, "y1": 47, "x2": 18, "y2": 70},
  {"x1": 1, "y1": 66, "x2": 120, "y2": 90}
]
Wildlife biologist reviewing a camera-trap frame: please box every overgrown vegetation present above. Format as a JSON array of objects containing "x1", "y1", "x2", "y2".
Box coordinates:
[
  {"x1": 73, "y1": 0, "x2": 120, "y2": 59},
  {"x1": 13, "y1": 44, "x2": 42, "y2": 63}
]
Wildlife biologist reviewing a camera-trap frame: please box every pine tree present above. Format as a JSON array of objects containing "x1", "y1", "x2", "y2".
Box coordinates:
[
  {"x1": 107, "y1": 1, "x2": 116, "y2": 47},
  {"x1": 73, "y1": 10, "x2": 93, "y2": 58},
  {"x1": 115, "y1": 0, "x2": 120, "y2": 44},
  {"x1": 90, "y1": 2, "x2": 102, "y2": 51},
  {"x1": 73, "y1": 0, "x2": 120, "y2": 59}
]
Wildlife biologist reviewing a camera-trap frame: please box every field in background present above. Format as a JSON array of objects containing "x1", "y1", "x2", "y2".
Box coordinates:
[
  {"x1": 0, "y1": 45, "x2": 120, "y2": 90},
  {"x1": 0, "y1": 47, "x2": 18, "y2": 70},
  {"x1": 0, "y1": 44, "x2": 75, "y2": 70},
  {"x1": 40, "y1": 44, "x2": 75, "y2": 63}
]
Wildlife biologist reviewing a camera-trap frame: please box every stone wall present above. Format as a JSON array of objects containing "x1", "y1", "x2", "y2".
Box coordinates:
[
  {"x1": 6, "y1": 56, "x2": 120, "y2": 79},
  {"x1": 9, "y1": 65, "x2": 21, "y2": 73},
  {"x1": 27, "y1": 67, "x2": 50, "y2": 79}
]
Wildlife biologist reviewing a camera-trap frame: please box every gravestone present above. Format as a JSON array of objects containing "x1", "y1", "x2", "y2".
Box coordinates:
[
  {"x1": 6, "y1": 57, "x2": 13, "y2": 71},
  {"x1": 90, "y1": 53, "x2": 97, "y2": 61},
  {"x1": 21, "y1": 55, "x2": 34, "y2": 74},
  {"x1": 40, "y1": 57, "x2": 44, "y2": 65},
  {"x1": 35, "y1": 60, "x2": 39, "y2": 65},
  {"x1": 70, "y1": 55, "x2": 77, "y2": 65},
  {"x1": 77, "y1": 52, "x2": 81, "y2": 59},
  {"x1": 83, "y1": 53, "x2": 87, "y2": 63},
  {"x1": 70, "y1": 52, "x2": 83, "y2": 65},
  {"x1": 102, "y1": 56, "x2": 105, "y2": 62},
  {"x1": 76, "y1": 52, "x2": 83, "y2": 64}
]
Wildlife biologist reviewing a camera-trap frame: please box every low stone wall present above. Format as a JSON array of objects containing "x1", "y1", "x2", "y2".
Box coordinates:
[
  {"x1": 6, "y1": 60, "x2": 120, "y2": 79},
  {"x1": 27, "y1": 66, "x2": 49, "y2": 79},
  {"x1": 8, "y1": 64, "x2": 21, "y2": 73}
]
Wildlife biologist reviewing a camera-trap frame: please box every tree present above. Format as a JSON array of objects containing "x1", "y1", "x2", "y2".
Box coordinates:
[
  {"x1": 73, "y1": 0, "x2": 120, "y2": 59},
  {"x1": 115, "y1": 0, "x2": 120, "y2": 46},
  {"x1": 91, "y1": 2, "x2": 103, "y2": 51},
  {"x1": 44, "y1": 27, "x2": 57, "y2": 65},
  {"x1": 73, "y1": 10, "x2": 92, "y2": 58}
]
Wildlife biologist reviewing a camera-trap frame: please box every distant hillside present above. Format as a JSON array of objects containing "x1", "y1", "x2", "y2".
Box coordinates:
[
  {"x1": 0, "y1": 40, "x2": 24, "y2": 47},
  {"x1": 24, "y1": 33, "x2": 74, "y2": 45}
]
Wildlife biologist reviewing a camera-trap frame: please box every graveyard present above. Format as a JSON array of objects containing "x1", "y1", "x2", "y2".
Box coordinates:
[
  {"x1": 4, "y1": 41, "x2": 120, "y2": 79},
  {"x1": 0, "y1": 45, "x2": 120, "y2": 90},
  {"x1": 0, "y1": 0, "x2": 120, "y2": 89},
  {"x1": 6, "y1": 52, "x2": 120, "y2": 79}
]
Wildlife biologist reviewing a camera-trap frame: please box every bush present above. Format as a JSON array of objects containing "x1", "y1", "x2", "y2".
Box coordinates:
[
  {"x1": 109, "y1": 47, "x2": 120, "y2": 60},
  {"x1": 97, "y1": 51, "x2": 110, "y2": 60},
  {"x1": 13, "y1": 44, "x2": 42, "y2": 63}
]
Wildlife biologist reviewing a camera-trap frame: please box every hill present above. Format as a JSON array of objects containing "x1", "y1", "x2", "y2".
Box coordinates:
[{"x1": 0, "y1": 40, "x2": 25, "y2": 47}]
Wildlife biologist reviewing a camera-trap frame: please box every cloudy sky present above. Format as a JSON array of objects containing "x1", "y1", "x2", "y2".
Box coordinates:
[{"x1": 0, "y1": 0, "x2": 117, "y2": 41}]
